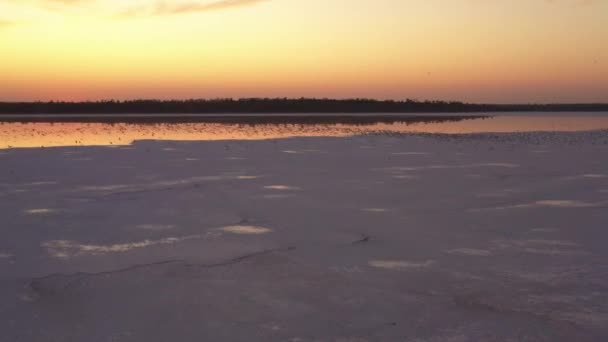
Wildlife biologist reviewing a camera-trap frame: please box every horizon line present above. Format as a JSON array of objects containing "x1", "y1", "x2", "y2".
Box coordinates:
[{"x1": 1, "y1": 98, "x2": 607, "y2": 106}]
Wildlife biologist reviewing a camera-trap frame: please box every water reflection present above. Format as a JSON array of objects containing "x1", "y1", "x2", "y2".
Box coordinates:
[{"x1": 1, "y1": 115, "x2": 608, "y2": 149}]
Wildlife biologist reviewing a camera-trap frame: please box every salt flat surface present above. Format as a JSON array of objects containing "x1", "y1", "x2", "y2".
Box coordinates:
[{"x1": 1, "y1": 131, "x2": 608, "y2": 341}]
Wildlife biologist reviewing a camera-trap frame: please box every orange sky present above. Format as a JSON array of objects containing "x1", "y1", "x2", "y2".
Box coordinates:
[{"x1": 0, "y1": 0, "x2": 607, "y2": 103}]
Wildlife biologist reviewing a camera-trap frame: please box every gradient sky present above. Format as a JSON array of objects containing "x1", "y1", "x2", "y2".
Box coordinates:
[{"x1": 0, "y1": 0, "x2": 607, "y2": 103}]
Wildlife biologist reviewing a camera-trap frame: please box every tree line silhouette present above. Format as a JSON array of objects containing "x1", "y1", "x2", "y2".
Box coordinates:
[{"x1": 0, "y1": 98, "x2": 606, "y2": 115}]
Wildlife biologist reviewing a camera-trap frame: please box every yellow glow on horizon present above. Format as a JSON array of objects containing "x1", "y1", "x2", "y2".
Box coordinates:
[{"x1": 1, "y1": 0, "x2": 607, "y2": 103}]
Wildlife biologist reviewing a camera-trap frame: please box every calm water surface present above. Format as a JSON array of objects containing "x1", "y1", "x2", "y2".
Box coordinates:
[{"x1": 1, "y1": 113, "x2": 608, "y2": 149}]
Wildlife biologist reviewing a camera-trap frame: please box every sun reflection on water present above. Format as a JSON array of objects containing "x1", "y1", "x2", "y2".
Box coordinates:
[{"x1": 1, "y1": 115, "x2": 608, "y2": 149}]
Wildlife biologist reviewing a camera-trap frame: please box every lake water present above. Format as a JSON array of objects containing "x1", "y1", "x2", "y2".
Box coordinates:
[{"x1": 1, "y1": 113, "x2": 608, "y2": 149}]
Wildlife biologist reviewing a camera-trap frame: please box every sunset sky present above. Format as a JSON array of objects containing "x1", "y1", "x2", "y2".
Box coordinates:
[{"x1": 0, "y1": 0, "x2": 606, "y2": 103}]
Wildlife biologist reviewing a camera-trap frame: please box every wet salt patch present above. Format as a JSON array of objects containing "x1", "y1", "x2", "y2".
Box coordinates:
[
  {"x1": 261, "y1": 194, "x2": 294, "y2": 199},
  {"x1": 301, "y1": 149, "x2": 324, "y2": 152},
  {"x1": 134, "y1": 224, "x2": 176, "y2": 231},
  {"x1": 368, "y1": 260, "x2": 435, "y2": 270},
  {"x1": 361, "y1": 208, "x2": 389, "y2": 213},
  {"x1": 473, "y1": 200, "x2": 606, "y2": 211},
  {"x1": 498, "y1": 267, "x2": 586, "y2": 284},
  {"x1": 476, "y1": 189, "x2": 521, "y2": 198},
  {"x1": 530, "y1": 228, "x2": 559, "y2": 234},
  {"x1": 23, "y1": 208, "x2": 56, "y2": 215},
  {"x1": 81, "y1": 184, "x2": 130, "y2": 191},
  {"x1": 264, "y1": 185, "x2": 301, "y2": 191},
  {"x1": 524, "y1": 200, "x2": 603, "y2": 208},
  {"x1": 450, "y1": 271, "x2": 486, "y2": 282},
  {"x1": 24, "y1": 181, "x2": 58, "y2": 186},
  {"x1": 377, "y1": 163, "x2": 519, "y2": 172},
  {"x1": 185, "y1": 158, "x2": 200, "y2": 161},
  {"x1": 282, "y1": 150, "x2": 301, "y2": 154},
  {"x1": 237, "y1": 175, "x2": 262, "y2": 180},
  {"x1": 42, "y1": 233, "x2": 216, "y2": 258},
  {"x1": 162, "y1": 148, "x2": 177, "y2": 152},
  {"x1": 329, "y1": 265, "x2": 364, "y2": 274},
  {"x1": 523, "y1": 248, "x2": 589, "y2": 256},
  {"x1": 493, "y1": 239, "x2": 580, "y2": 249},
  {"x1": 262, "y1": 323, "x2": 283, "y2": 332},
  {"x1": 0, "y1": 252, "x2": 13, "y2": 259},
  {"x1": 524, "y1": 239, "x2": 581, "y2": 247},
  {"x1": 528, "y1": 293, "x2": 586, "y2": 306},
  {"x1": 81, "y1": 175, "x2": 246, "y2": 194},
  {"x1": 563, "y1": 174, "x2": 608, "y2": 180},
  {"x1": 447, "y1": 248, "x2": 492, "y2": 256},
  {"x1": 476, "y1": 192, "x2": 508, "y2": 198},
  {"x1": 492, "y1": 239, "x2": 585, "y2": 257},
  {"x1": 582, "y1": 174, "x2": 608, "y2": 178},
  {"x1": 503, "y1": 189, "x2": 521, "y2": 193},
  {"x1": 392, "y1": 175, "x2": 418, "y2": 180},
  {"x1": 554, "y1": 311, "x2": 608, "y2": 327},
  {"x1": 391, "y1": 152, "x2": 429, "y2": 156},
  {"x1": 19, "y1": 294, "x2": 36, "y2": 302},
  {"x1": 219, "y1": 225, "x2": 272, "y2": 235}
]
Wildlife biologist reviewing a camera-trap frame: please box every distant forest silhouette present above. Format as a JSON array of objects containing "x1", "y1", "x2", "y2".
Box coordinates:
[
  {"x1": 1, "y1": 98, "x2": 607, "y2": 115},
  {"x1": 0, "y1": 114, "x2": 487, "y2": 124}
]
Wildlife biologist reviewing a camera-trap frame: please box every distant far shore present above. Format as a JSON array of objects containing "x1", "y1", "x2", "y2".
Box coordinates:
[
  {"x1": 1, "y1": 99, "x2": 608, "y2": 117},
  {"x1": 0, "y1": 113, "x2": 489, "y2": 124}
]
